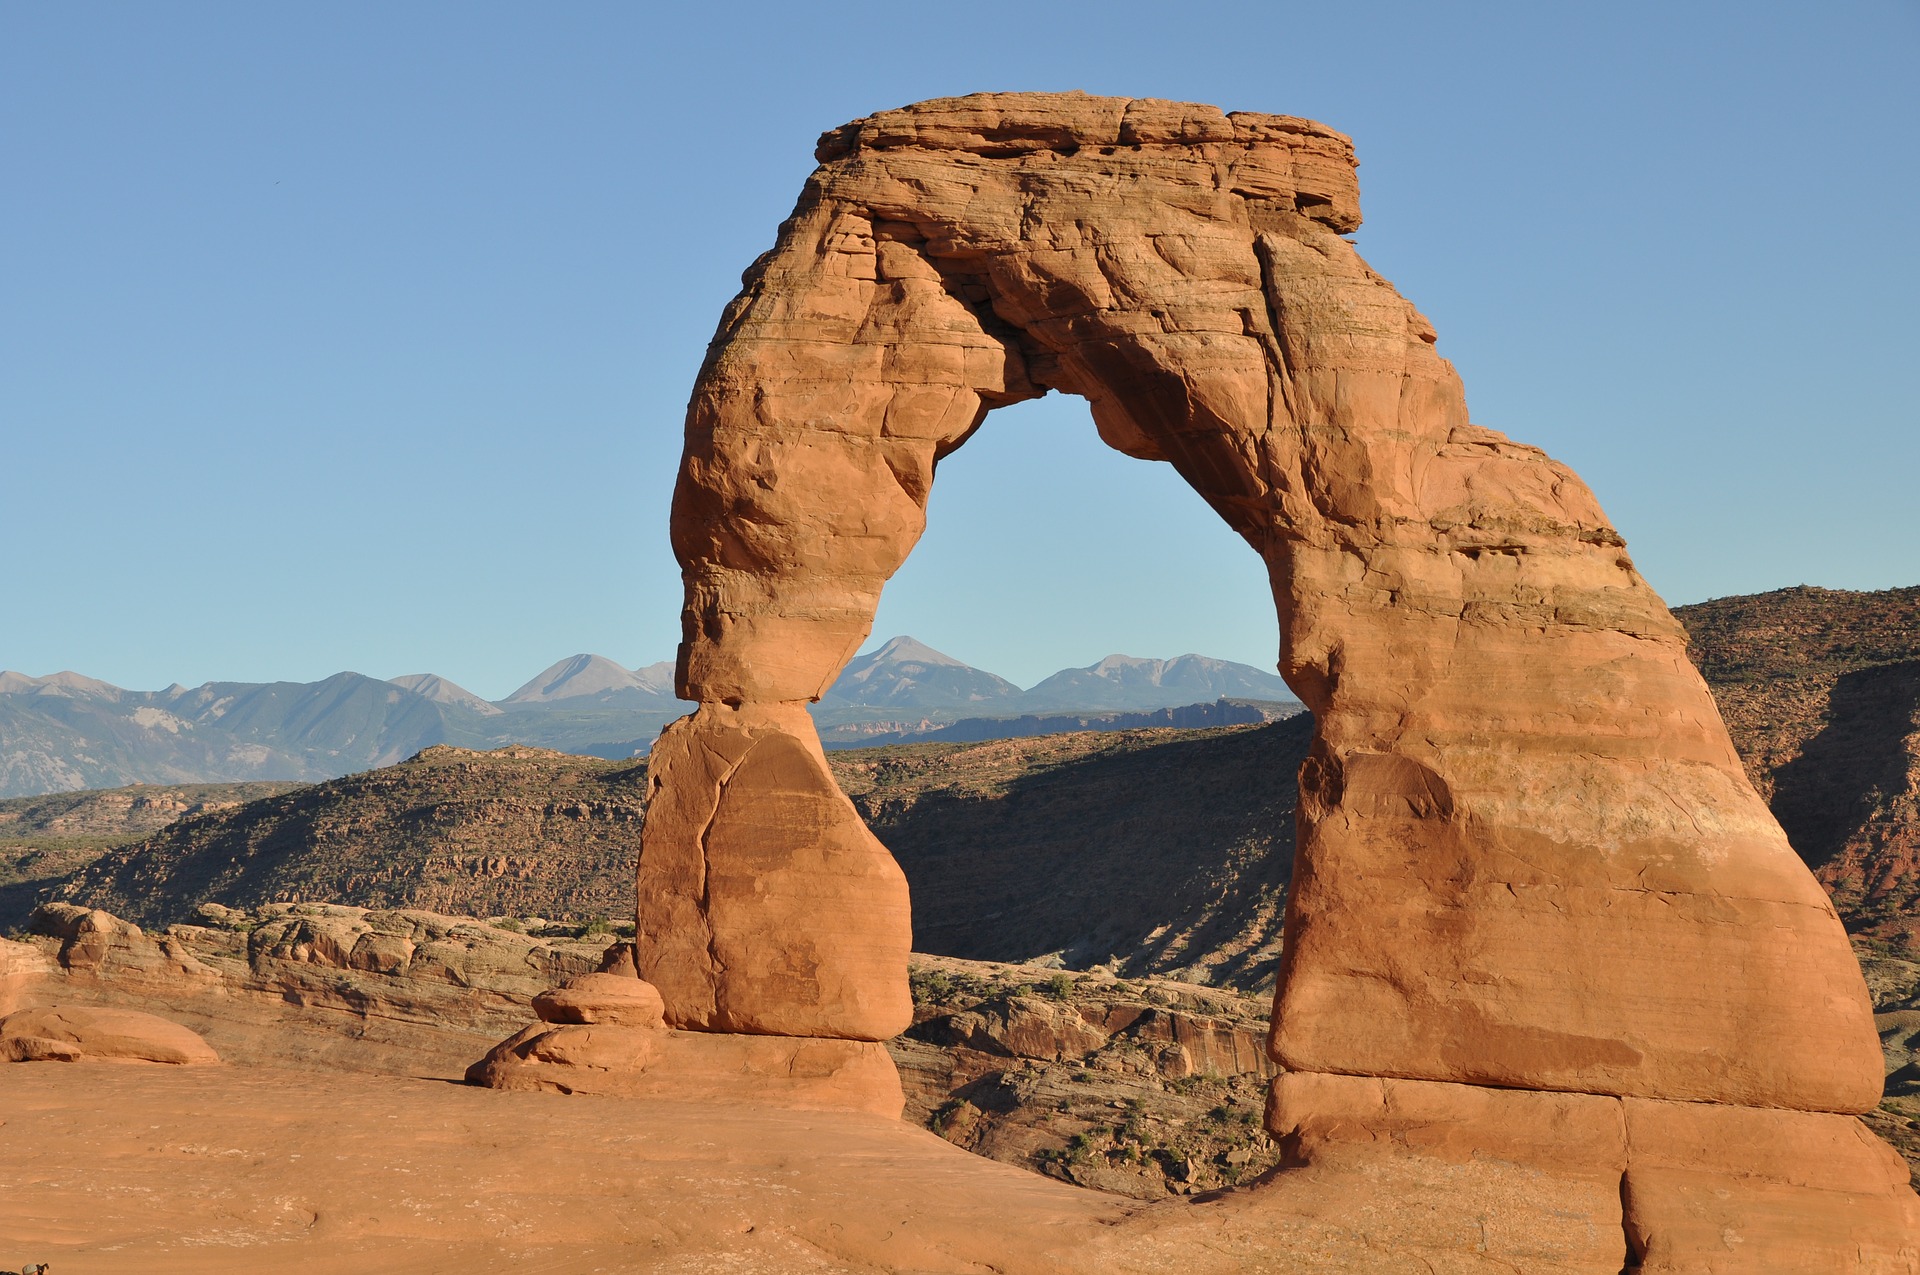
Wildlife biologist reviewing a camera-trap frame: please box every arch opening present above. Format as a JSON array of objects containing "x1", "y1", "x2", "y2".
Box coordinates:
[
  {"x1": 855, "y1": 390, "x2": 1281, "y2": 692},
  {"x1": 825, "y1": 390, "x2": 1298, "y2": 993}
]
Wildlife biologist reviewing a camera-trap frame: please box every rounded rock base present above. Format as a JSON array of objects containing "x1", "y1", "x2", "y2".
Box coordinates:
[{"x1": 465, "y1": 972, "x2": 904, "y2": 1118}]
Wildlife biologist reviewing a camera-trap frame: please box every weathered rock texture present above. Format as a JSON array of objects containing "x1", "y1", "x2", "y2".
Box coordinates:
[
  {"x1": 0, "y1": 1004, "x2": 219, "y2": 1065},
  {"x1": 640, "y1": 702, "x2": 912, "y2": 1038},
  {"x1": 647, "y1": 91, "x2": 1908, "y2": 1264},
  {"x1": 13, "y1": 901, "x2": 617, "y2": 1074},
  {"x1": 467, "y1": 968, "x2": 904, "y2": 1118}
]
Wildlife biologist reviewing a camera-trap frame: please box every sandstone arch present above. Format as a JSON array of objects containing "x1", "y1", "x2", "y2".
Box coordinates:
[{"x1": 635, "y1": 94, "x2": 1914, "y2": 1266}]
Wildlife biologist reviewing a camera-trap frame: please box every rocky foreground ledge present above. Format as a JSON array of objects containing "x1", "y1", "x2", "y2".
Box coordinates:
[
  {"x1": 0, "y1": 900, "x2": 1287, "y2": 1199},
  {"x1": 5, "y1": 900, "x2": 1920, "y2": 1271}
]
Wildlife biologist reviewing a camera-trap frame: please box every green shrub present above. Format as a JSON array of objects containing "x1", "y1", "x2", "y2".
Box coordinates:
[{"x1": 911, "y1": 968, "x2": 957, "y2": 1003}]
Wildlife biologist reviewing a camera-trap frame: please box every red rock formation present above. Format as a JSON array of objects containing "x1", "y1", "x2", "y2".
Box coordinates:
[
  {"x1": 641, "y1": 91, "x2": 1908, "y2": 1264},
  {"x1": 639, "y1": 703, "x2": 911, "y2": 1039},
  {"x1": 468, "y1": 966, "x2": 904, "y2": 1117},
  {"x1": 1, "y1": 1004, "x2": 219, "y2": 1065},
  {"x1": 15, "y1": 901, "x2": 615, "y2": 1075},
  {"x1": 0, "y1": 936, "x2": 52, "y2": 1015}
]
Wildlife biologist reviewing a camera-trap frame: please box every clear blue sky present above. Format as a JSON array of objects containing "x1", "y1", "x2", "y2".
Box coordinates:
[{"x1": 4, "y1": 2, "x2": 1915, "y2": 697}]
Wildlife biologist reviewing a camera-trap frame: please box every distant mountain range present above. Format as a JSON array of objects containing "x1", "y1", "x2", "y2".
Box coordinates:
[
  {"x1": 0, "y1": 639, "x2": 1301, "y2": 799},
  {"x1": 826, "y1": 637, "x2": 1024, "y2": 710},
  {"x1": 500, "y1": 654, "x2": 678, "y2": 708}
]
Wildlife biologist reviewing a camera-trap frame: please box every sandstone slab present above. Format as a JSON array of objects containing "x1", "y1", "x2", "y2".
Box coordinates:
[
  {"x1": 1261, "y1": 1070, "x2": 1627, "y2": 1273},
  {"x1": 1622, "y1": 1097, "x2": 1920, "y2": 1272},
  {"x1": 466, "y1": 1022, "x2": 906, "y2": 1118},
  {"x1": 0, "y1": 1005, "x2": 218, "y2": 1065},
  {"x1": 0, "y1": 936, "x2": 52, "y2": 1015},
  {"x1": 531, "y1": 971, "x2": 666, "y2": 1026}
]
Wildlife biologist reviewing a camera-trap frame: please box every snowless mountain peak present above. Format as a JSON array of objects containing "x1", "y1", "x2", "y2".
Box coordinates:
[
  {"x1": 387, "y1": 674, "x2": 505, "y2": 717},
  {"x1": 864, "y1": 635, "x2": 972, "y2": 670},
  {"x1": 503, "y1": 655, "x2": 677, "y2": 705},
  {"x1": 825, "y1": 637, "x2": 1022, "y2": 708},
  {"x1": 0, "y1": 670, "x2": 126, "y2": 699},
  {"x1": 631, "y1": 660, "x2": 678, "y2": 695}
]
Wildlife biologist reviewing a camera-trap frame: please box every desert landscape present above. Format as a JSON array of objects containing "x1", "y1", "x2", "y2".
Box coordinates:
[{"x1": 6, "y1": 87, "x2": 1920, "y2": 1272}]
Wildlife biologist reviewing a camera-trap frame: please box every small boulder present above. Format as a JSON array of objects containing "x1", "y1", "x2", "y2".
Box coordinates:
[
  {"x1": 532, "y1": 974, "x2": 666, "y2": 1028},
  {"x1": 0, "y1": 1006, "x2": 220, "y2": 1065}
]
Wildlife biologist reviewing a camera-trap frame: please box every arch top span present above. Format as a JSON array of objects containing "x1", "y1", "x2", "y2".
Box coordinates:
[{"x1": 643, "y1": 93, "x2": 1881, "y2": 1124}]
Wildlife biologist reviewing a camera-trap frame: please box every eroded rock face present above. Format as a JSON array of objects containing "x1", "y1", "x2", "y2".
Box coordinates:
[
  {"x1": 1, "y1": 1004, "x2": 219, "y2": 1065},
  {"x1": 468, "y1": 964, "x2": 905, "y2": 1117},
  {"x1": 639, "y1": 702, "x2": 912, "y2": 1039},
  {"x1": 0, "y1": 936, "x2": 53, "y2": 1015},
  {"x1": 653, "y1": 89, "x2": 1876, "y2": 1108},
  {"x1": 16, "y1": 901, "x2": 617, "y2": 1074},
  {"x1": 646, "y1": 90, "x2": 1906, "y2": 1262}
]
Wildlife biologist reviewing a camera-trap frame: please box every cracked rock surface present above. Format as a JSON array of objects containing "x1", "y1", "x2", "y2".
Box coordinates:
[{"x1": 639, "y1": 91, "x2": 1913, "y2": 1268}]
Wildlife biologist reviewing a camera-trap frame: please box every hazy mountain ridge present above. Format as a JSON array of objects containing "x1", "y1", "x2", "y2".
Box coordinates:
[
  {"x1": 502, "y1": 654, "x2": 678, "y2": 707},
  {"x1": 0, "y1": 640, "x2": 1300, "y2": 798},
  {"x1": 0, "y1": 671, "x2": 504, "y2": 798},
  {"x1": 19, "y1": 582, "x2": 1920, "y2": 982},
  {"x1": 1019, "y1": 653, "x2": 1294, "y2": 713},
  {"x1": 388, "y1": 673, "x2": 503, "y2": 716},
  {"x1": 820, "y1": 698, "x2": 1303, "y2": 747},
  {"x1": 825, "y1": 636, "x2": 1024, "y2": 710},
  {"x1": 819, "y1": 639, "x2": 1297, "y2": 718}
]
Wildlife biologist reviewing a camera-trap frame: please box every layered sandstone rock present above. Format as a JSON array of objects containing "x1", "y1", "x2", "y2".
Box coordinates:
[
  {"x1": 648, "y1": 90, "x2": 1904, "y2": 1263},
  {"x1": 0, "y1": 936, "x2": 52, "y2": 1015},
  {"x1": 14, "y1": 901, "x2": 616, "y2": 1074},
  {"x1": 638, "y1": 702, "x2": 911, "y2": 1039},
  {"x1": 468, "y1": 966, "x2": 904, "y2": 1117},
  {"x1": 1265, "y1": 1071, "x2": 1920, "y2": 1272},
  {"x1": 1621, "y1": 1098, "x2": 1920, "y2": 1272},
  {"x1": 532, "y1": 971, "x2": 666, "y2": 1026},
  {"x1": 1, "y1": 1004, "x2": 219, "y2": 1065}
]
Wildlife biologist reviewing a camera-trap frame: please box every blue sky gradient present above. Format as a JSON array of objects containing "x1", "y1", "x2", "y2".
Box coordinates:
[{"x1": 4, "y1": 2, "x2": 1915, "y2": 695}]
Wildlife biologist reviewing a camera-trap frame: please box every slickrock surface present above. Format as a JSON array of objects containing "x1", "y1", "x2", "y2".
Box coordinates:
[
  {"x1": 0, "y1": 1003, "x2": 218, "y2": 1065},
  {"x1": 0, "y1": 1064, "x2": 1126, "y2": 1275},
  {"x1": 650, "y1": 89, "x2": 1903, "y2": 1265},
  {"x1": 14, "y1": 900, "x2": 615, "y2": 1073},
  {"x1": 0, "y1": 1063, "x2": 1804, "y2": 1275},
  {"x1": 469, "y1": 962, "x2": 907, "y2": 1116}
]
